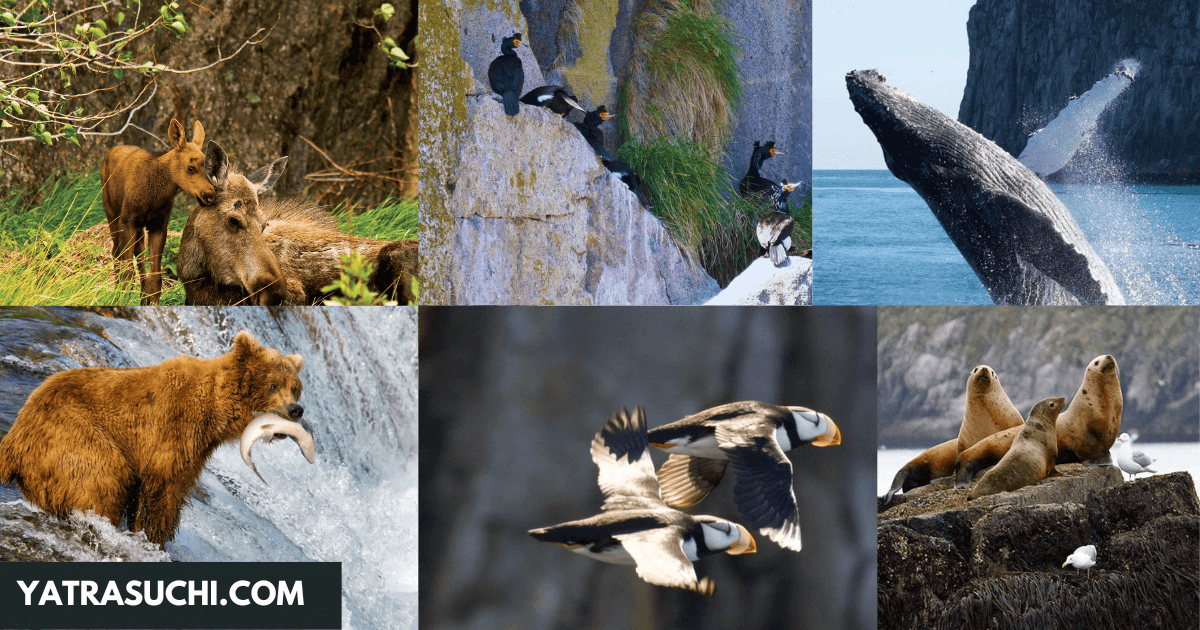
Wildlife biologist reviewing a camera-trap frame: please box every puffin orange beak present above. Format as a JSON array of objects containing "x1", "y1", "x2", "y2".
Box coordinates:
[
  {"x1": 728, "y1": 525, "x2": 757, "y2": 555},
  {"x1": 812, "y1": 417, "x2": 842, "y2": 447}
]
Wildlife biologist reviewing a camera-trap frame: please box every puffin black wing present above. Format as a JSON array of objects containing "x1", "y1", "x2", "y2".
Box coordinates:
[
  {"x1": 715, "y1": 420, "x2": 802, "y2": 551},
  {"x1": 592, "y1": 407, "x2": 664, "y2": 511},
  {"x1": 488, "y1": 34, "x2": 524, "y2": 116},
  {"x1": 657, "y1": 454, "x2": 729, "y2": 508}
]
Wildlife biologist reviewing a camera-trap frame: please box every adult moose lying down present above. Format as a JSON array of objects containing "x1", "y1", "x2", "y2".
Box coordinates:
[{"x1": 178, "y1": 142, "x2": 417, "y2": 305}]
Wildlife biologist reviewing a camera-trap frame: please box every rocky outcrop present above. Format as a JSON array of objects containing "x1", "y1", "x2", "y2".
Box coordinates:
[
  {"x1": 419, "y1": 3, "x2": 720, "y2": 304},
  {"x1": 878, "y1": 307, "x2": 1198, "y2": 446},
  {"x1": 419, "y1": 0, "x2": 810, "y2": 303},
  {"x1": 706, "y1": 257, "x2": 812, "y2": 305},
  {"x1": 959, "y1": 0, "x2": 1200, "y2": 183},
  {"x1": 1, "y1": 0, "x2": 416, "y2": 203},
  {"x1": 879, "y1": 467, "x2": 1199, "y2": 630}
]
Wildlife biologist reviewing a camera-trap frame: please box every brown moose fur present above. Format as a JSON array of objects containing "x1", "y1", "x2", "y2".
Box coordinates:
[
  {"x1": 0, "y1": 332, "x2": 304, "y2": 545},
  {"x1": 178, "y1": 141, "x2": 417, "y2": 305},
  {"x1": 101, "y1": 119, "x2": 216, "y2": 305}
]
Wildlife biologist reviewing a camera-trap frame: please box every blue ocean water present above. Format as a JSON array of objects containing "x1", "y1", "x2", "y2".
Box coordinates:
[{"x1": 814, "y1": 170, "x2": 1200, "y2": 305}]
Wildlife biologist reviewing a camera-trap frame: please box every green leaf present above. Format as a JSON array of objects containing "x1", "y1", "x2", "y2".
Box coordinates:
[
  {"x1": 382, "y1": 36, "x2": 396, "y2": 48},
  {"x1": 88, "y1": 40, "x2": 98, "y2": 56},
  {"x1": 26, "y1": 91, "x2": 38, "y2": 104},
  {"x1": 93, "y1": 19, "x2": 107, "y2": 33},
  {"x1": 170, "y1": 20, "x2": 185, "y2": 33},
  {"x1": 375, "y1": 3, "x2": 394, "y2": 21},
  {"x1": 62, "y1": 124, "x2": 79, "y2": 146},
  {"x1": 246, "y1": 93, "x2": 261, "y2": 104},
  {"x1": 1, "y1": 11, "x2": 15, "y2": 27},
  {"x1": 113, "y1": 68, "x2": 123, "y2": 79},
  {"x1": 389, "y1": 46, "x2": 409, "y2": 61},
  {"x1": 116, "y1": 11, "x2": 125, "y2": 26},
  {"x1": 0, "y1": 120, "x2": 11, "y2": 128}
]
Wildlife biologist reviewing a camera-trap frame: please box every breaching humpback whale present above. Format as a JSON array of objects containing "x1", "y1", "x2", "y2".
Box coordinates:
[{"x1": 846, "y1": 69, "x2": 1125, "y2": 305}]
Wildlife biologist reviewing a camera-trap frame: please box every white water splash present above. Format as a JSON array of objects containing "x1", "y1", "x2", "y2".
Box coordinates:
[{"x1": 1019, "y1": 59, "x2": 1141, "y2": 177}]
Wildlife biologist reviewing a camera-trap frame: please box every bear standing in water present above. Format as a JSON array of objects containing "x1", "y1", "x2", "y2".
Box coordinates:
[{"x1": 0, "y1": 331, "x2": 305, "y2": 545}]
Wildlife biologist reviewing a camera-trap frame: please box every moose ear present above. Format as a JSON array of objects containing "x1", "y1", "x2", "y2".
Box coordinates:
[
  {"x1": 168, "y1": 119, "x2": 187, "y2": 150},
  {"x1": 205, "y1": 141, "x2": 229, "y2": 187},
  {"x1": 191, "y1": 120, "x2": 205, "y2": 147},
  {"x1": 250, "y1": 156, "x2": 288, "y2": 193}
]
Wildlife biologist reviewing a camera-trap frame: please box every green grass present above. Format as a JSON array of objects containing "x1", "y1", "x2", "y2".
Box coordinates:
[
  {"x1": 332, "y1": 196, "x2": 417, "y2": 241},
  {"x1": 0, "y1": 170, "x2": 416, "y2": 305},
  {"x1": 617, "y1": 137, "x2": 757, "y2": 285},
  {"x1": 647, "y1": 2, "x2": 742, "y2": 107}
]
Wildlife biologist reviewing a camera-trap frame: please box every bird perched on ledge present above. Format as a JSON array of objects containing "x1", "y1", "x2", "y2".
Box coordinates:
[
  {"x1": 738, "y1": 141, "x2": 784, "y2": 201},
  {"x1": 488, "y1": 33, "x2": 524, "y2": 116},
  {"x1": 575, "y1": 105, "x2": 615, "y2": 159},
  {"x1": 520, "y1": 86, "x2": 586, "y2": 118},
  {"x1": 529, "y1": 407, "x2": 756, "y2": 597}
]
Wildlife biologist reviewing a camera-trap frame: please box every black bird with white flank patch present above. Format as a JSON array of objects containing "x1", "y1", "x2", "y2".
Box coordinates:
[
  {"x1": 603, "y1": 158, "x2": 651, "y2": 209},
  {"x1": 648, "y1": 401, "x2": 841, "y2": 551},
  {"x1": 738, "y1": 141, "x2": 784, "y2": 201},
  {"x1": 488, "y1": 34, "x2": 524, "y2": 116},
  {"x1": 757, "y1": 212, "x2": 794, "y2": 266},
  {"x1": 575, "y1": 105, "x2": 615, "y2": 158},
  {"x1": 529, "y1": 407, "x2": 756, "y2": 596},
  {"x1": 520, "y1": 86, "x2": 586, "y2": 118}
]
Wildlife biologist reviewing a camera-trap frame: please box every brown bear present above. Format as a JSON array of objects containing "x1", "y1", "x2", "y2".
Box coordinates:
[{"x1": 0, "y1": 331, "x2": 305, "y2": 545}]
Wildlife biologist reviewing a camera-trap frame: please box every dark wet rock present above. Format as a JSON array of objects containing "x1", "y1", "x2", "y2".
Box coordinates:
[
  {"x1": 879, "y1": 467, "x2": 1199, "y2": 630},
  {"x1": 0, "y1": 502, "x2": 168, "y2": 562}
]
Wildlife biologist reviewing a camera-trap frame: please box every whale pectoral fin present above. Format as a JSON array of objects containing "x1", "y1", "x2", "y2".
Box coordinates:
[{"x1": 982, "y1": 188, "x2": 1110, "y2": 305}]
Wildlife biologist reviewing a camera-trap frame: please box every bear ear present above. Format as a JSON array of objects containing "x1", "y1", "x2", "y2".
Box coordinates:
[
  {"x1": 232, "y1": 331, "x2": 261, "y2": 360},
  {"x1": 286, "y1": 354, "x2": 304, "y2": 372}
]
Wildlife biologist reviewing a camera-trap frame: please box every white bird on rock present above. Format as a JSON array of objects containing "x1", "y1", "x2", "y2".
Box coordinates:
[
  {"x1": 1115, "y1": 432, "x2": 1157, "y2": 481},
  {"x1": 1062, "y1": 544, "x2": 1097, "y2": 578}
]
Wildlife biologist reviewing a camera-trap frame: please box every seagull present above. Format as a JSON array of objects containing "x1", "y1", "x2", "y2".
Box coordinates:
[
  {"x1": 1115, "y1": 432, "x2": 1157, "y2": 481},
  {"x1": 1063, "y1": 544, "x2": 1097, "y2": 578},
  {"x1": 529, "y1": 407, "x2": 756, "y2": 596}
]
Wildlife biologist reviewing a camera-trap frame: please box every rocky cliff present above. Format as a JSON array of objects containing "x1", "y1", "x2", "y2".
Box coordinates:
[
  {"x1": 958, "y1": 0, "x2": 1200, "y2": 183},
  {"x1": 418, "y1": 0, "x2": 810, "y2": 304},
  {"x1": 0, "y1": 0, "x2": 416, "y2": 204},
  {"x1": 878, "y1": 467, "x2": 1199, "y2": 630},
  {"x1": 878, "y1": 307, "x2": 1198, "y2": 446}
]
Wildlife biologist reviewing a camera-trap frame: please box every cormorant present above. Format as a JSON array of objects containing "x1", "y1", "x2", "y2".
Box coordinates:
[
  {"x1": 488, "y1": 34, "x2": 524, "y2": 116},
  {"x1": 603, "y1": 158, "x2": 651, "y2": 209},
  {"x1": 756, "y1": 180, "x2": 801, "y2": 265},
  {"x1": 520, "y1": 86, "x2": 586, "y2": 117},
  {"x1": 737, "y1": 141, "x2": 784, "y2": 201},
  {"x1": 575, "y1": 105, "x2": 615, "y2": 158}
]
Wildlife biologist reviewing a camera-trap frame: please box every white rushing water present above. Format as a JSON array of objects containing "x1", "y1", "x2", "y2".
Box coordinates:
[
  {"x1": 1018, "y1": 58, "x2": 1140, "y2": 177},
  {"x1": 0, "y1": 307, "x2": 418, "y2": 630}
]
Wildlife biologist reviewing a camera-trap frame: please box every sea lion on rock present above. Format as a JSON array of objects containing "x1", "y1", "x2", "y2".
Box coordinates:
[
  {"x1": 882, "y1": 438, "x2": 958, "y2": 504},
  {"x1": 957, "y1": 365, "x2": 1024, "y2": 453},
  {"x1": 968, "y1": 397, "x2": 1064, "y2": 500},
  {"x1": 883, "y1": 366, "x2": 1021, "y2": 503},
  {"x1": 953, "y1": 355, "x2": 1122, "y2": 487},
  {"x1": 1056, "y1": 354, "x2": 1122, "y2": 464}
]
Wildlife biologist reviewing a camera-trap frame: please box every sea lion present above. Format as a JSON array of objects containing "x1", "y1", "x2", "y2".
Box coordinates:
[
  {"x1": 1056, "y1": 354, "x2": 1122, "y2": 464},
  {"x1": 957, "y1": 365, "x2": 1024, "y2": 453},
  {"x1": 882, "y1": 438, "x2": 957, "y2": 504},
  {"x1": 953, "y1": 355, "x2": 1122, "y2": 487},
  {"x1": 883, "y1": 366, "x2": 1021, "y2": 503},
  {"x1": 968, "y1": 397, "x2": 1064, "y2": 500}
]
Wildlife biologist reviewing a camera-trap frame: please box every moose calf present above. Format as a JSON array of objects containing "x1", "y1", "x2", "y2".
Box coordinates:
[
  {"x1": 178, "y1": 141, "x2": 416, "y2": 305},
  {"x1": 101, "y1": 119, "x2": 216, "y2": 304}
]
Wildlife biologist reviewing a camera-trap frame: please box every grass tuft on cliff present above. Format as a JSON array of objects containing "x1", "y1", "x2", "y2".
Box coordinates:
[
  {"x1": 0, "y1": 170, "x2": 416, "y2": 306},
  {"x1": 620, "y1": 0, "x2": 742, "y2": 147},
  {"x1": 617, "y1": 137, "x2": 757, "y2": 285}
]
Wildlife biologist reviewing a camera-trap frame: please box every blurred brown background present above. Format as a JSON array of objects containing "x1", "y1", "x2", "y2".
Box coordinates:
[
  {"x1": 0, "y1": 0, "x2": 416, "y2": 205},
  {"x1": 419, "y1": 307, "x2": 877, "y2": 630}
]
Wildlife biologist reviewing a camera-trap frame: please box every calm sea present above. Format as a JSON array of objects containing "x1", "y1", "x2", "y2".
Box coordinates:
[
  {"x1": 815, "y1": 170, "x2": 1200, "y2": 305},
  {"x1": 878, "y1": 442, "x2": 1200, "y2": 498}
]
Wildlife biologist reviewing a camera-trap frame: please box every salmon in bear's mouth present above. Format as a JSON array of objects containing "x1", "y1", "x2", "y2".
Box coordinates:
[{"x1": 240, "y1": 412, "x2": 316, "y2": 484}]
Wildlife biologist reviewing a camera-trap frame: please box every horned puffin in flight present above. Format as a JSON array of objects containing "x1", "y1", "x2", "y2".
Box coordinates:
[
  {"x1": 529, "y1": 407, "x2": 756, "y2": 596},
  {"x1": 648, "y1": 401, "x2": 841, "y2": 551},
  {"x1": 488, "y1": 33, "x2": 525, "y2": 116}
]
